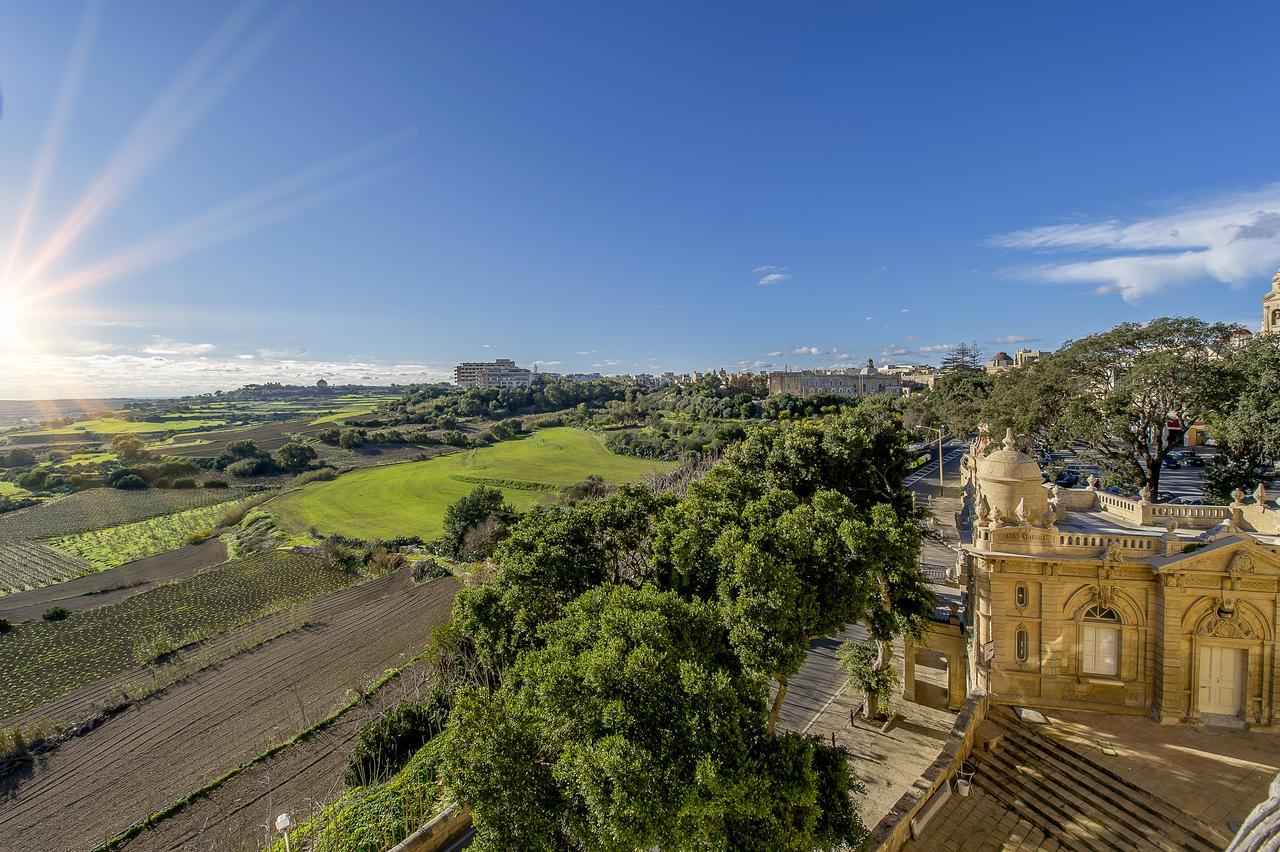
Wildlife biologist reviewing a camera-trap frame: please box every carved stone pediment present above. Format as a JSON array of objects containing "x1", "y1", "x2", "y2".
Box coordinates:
[{"x1": 1227, "y1": 552, "x2": 1254, "y2": 579}]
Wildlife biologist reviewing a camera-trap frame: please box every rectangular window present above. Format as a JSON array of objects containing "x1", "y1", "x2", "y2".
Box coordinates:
[{"x1": 1082, "y1": 625, "x2": 1119, "y2": 676}]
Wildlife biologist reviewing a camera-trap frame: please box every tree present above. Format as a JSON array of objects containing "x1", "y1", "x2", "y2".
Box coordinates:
[
  {"x1": 1035, "y1": 318, "x2": 1235, "y2": 495},
  {"x1": 1204, "y1": 333, "x2": 1280, "y2": 502},
  {"x1": 337, "y1": 428, "x2": 367, "y2": 450},
  {"x1": 276, "y1": 441, "x2": 317, "y2": 472},
  {"x1": 939, "y1": 341, "x2": 984, "y2": 372},
  {"x1": 439, "y1": 486, "x2": 515, "y2": 561},
  {"x1": 111, "y1": 434, "x2": 146, "y2": 460},
  {"x1": 440, "y1": 584, "x2": 863, "y2": 850}
]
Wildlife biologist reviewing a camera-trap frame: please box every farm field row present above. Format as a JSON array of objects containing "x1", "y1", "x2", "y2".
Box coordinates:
[
  {"x1": 47, "y1": 499, "x2": 239, "y2": 570},
  {"x1": 0, "y1": 551, "x2": 357, "y2": 720},
  {"x1": 0, "y1": 539, "x2": 93, "y2": 596},
  {"x1": 7, "y1": 416, "x2": 227, "y2": 437},
  {"x1": 267, "y1": 427, "x2": 678, "y2": 540},
  {"x1": 0, "y1": 572, "x2": 459, "y2": 852},
  {"x1": 0, "y1": 538, "x2": 227, "y2": 622},
  {"x1": 0, "y1": 487, "x2": 246, "y2": 540}
]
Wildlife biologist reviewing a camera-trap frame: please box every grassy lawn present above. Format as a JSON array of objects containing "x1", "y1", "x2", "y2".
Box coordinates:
[
  {"x1": 0, "y1": 481, "x2": 32, "y2": 497},
  {"x1": 268, "y1": 427, "x2": 677, "y2": 540},
  {"x1": 309, "y1": 404, "x2": 380, "y2": 425},
  {"x1": 47, "y1": 499, "x2": 241, "y2": 570}
]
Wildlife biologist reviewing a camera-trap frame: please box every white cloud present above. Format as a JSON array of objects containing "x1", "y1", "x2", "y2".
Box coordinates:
[
  {"x1": 575, "y1": 350, "x2": 596, "y2": 356},
  {"x1": 141, "y1": 338, "x2": 216, "y2": 356},
  {"x1": 900, "y1": 308, "x2": 909, "y2": 314},
  {"x1": 533, "y1": 360, "x2": 561, "y2": 367},
  {"x1": 64, "y1": 340, "x2": 122, "y2": 355},
  {"x1": 0, "y1": 352, "x2": 450, "y2": 398},
  {"x1": 992, "y1": 184, "x2": 1280, "y2": 302},
  {"x1": 793, "y1": 346, "x2": 823, "y2": 356},
  {"x1": 916, "y1": 343, "x2": 959, "y2": 353},
  {"x1": 601, "y1": 358, "x2": 622, "y2": 366},
  {"x1": 880, "y1": 345, "x2": 912, "y2": 358},
  {"x1": 767, "y1": 351, "x2": 782, "y2": 357},
  {"x1": 990, "y1": 335, "x2": 1041, "y2": 345},
  {"x1": 236, "y1": 353, "x2": 255, "y2": 360},
  {"x1": 834, "y1": 353, "x2": 853, "y2": 361},
  {"x1": 754, "y1": 265, "x2": 791, "y2": 286}
]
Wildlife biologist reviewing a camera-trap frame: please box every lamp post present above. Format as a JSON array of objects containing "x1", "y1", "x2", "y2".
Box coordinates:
[
  {"x1": 275, "y1": 813, "x2": 294, "y2": 852},
  {"x1": 925, "y1": 427, "x2": 946, "y2": 496}
]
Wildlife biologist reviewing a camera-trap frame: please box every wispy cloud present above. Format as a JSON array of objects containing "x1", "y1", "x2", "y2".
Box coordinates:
[
  {"x1": 992, "y1": 184, "x2": 1280, "y2": 301},
  {"x1": 142, "y1": 337, "x2": 216, "y2": 356},
  {"x1": 916, "y1": 343, "x2": 959, "y2": 353},
  {"x1": 990, "y1": 335, "x2": 1040, "y2": 345},
  {"x1": 793, "y1": 346, "x2": 823, "y2": 356},
  {"x1": 754, "y1": 265, "x2": 791, "y2": 286},
  {"x1": 880, "y1": 345, "x2": 912, "y2": 358},
  {"x1": 575, "y1": 350, "x2": 596, "y2": 356},
  {"x1": 534, "y1": 360, "x2": 561, "y2": 367}
]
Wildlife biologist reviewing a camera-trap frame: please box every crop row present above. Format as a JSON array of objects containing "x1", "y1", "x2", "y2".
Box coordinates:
[
  {"x1": 0, "y1": 487, "x2": 245, "y2": 540},
  {"x1": 46, "y1": 500, "x2": 241, "y2": 570},
  {"x1": 0, "y1": 551, "x2": 357, "y2": 721},
  {"x1": 0, "y1": 539, "x2": 93, "y2": 595}
]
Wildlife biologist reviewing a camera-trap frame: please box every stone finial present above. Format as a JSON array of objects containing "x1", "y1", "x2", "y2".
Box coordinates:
[
  {"x1": 1002, "y1": 427, "x2": 1017, "y2": 452},
  {"x1": 992, "y1": 507, "x2": 1006, "y2": 527},
  {"x1": 1139, "y1": 486, "x2": 1154, "y2": 504},
  {"x1": 1015, "y1": 496, "x2": 1029, "y2": 524},
  {"x1": 976, "y1": 494, "x2": 990, "y2": 525},
  {"x1": 1087, "y1": 474, "x2": 1100, "y2": 491},
  {"x1": 1232, "y1": 488, "x2": 1247, "y2": 506},
  {"x1": 1255, "y1": 482, "x2": 1269, "y2": 506}
]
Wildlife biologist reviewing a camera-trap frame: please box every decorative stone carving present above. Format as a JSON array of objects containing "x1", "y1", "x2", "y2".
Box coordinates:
[
  {"x1": 1015, "y1": 497, "x2": 1029, "y2": 524},
  {"x1": 1255, "y1": 482, "x2": 1269, "y2": 505},
  {"x1": 976, "y1": 494, "x2": 990, "y2": 526},
  {"x1": 1228, "y1": 552, "x2": 1255, "y2": 579},
  {"x1": 1087, "y1": 474, "x2": 1100, "y2": 491},
  {"x1": 991, "y1": 507, "x2": 1006, "y2": 527},
  {"x1": 1197, "y1": 598, "x2": 1259, "y2": 640},
  {"x1": 1102, "y1": 542, "x2": 1128, "y2": 568},
  {"x1": 1139, "y1": 486, "x2": 1154, "y2": 504},
  {"x1": 1232, "y1": 488, "x2": 1247, "y2": 506},
  {"x1": 1088, "y1": 584, "x2": 1117, "y2": 608}
]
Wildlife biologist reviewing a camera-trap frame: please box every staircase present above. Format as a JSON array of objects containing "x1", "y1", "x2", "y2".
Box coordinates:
[{"x1": 970, "y1": 707, "x2": 1230, "y2": 852}]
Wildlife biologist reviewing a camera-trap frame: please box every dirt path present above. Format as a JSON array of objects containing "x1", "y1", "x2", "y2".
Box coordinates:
[
  {"x1": 0, "y1": 574, "x2": 458, "y2": 852},
  {"x1": 0, "y1": 539, "x2": 228, "y2": 623}
]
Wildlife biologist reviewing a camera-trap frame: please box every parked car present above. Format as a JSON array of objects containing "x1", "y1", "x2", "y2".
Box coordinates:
[
  {"x1": 1168, "y1": 496, "x2": 1206, "y2": 505},
  {"x1": 1184, "y1": 455, "x2": 1205, "y2": 467},
  {"x1": 1162, "y1": 456, "x2": 1181, "y2": 469}
]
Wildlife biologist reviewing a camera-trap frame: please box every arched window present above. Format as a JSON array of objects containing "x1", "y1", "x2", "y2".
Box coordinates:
[
  {"x1": 1272, "y1": 307, "x2": 1280, "y2": 327},
  {"x1": 1082, "y1": 606, "x2": 1120, "y2": 676},
  {"x1": 1015, "y1": 626, "x2": 1029, "y2": 663},
  {"x1": 1015, "y1": 583, "x2": 1028, "y2": 609}
]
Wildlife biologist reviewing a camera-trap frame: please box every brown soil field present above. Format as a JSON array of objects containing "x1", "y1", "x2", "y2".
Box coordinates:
[
  {"x1": 0, "y1": 571, "x2": 458, "y2": 851},
  {"x1": 125, "y1": 657, "x2": 443, "y2": 851},
  {"x1": 0, "y1": 538, "x2": 227, "y2": 623}
]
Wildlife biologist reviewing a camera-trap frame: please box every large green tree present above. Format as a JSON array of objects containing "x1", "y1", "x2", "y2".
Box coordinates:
[
  {"x1": 440, "y1": 584, "x2": 863, "y2": 851},
  {"x1": 1204, "y1": 333, "x2": 1280, "y2": 502}
]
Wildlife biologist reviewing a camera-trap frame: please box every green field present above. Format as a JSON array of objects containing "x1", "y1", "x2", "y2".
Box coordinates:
[
  {"x1": 9, "y1": 416, "x2": 225, "y2": 437},
  {"x1": 0, "y1": 551, "x2": 354, "y2": 719},
  {"x1": 0, "y1": 487, "x2": 245, "y2": 540},
  {"x1": 47, "y1": 499, "x2": 240, "y2": 570},
  {"x1": 0, "y1": 482, "x2": 32, "y2": 497},
  {"x1": 268, "y1": 428, "x2": 676, "y2": 540}
]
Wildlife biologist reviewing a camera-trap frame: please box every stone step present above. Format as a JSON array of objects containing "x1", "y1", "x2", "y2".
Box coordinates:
[
  {"x1": 997, "y1": 725, "x2": 1226, "y2": 850},
  {"x1": 978, "y1": 745, "x2": 1161, "y2": 850},
  {"x1": 988, "y1": 731, "x2": 1198, "y2": 844},
  {"x1": 971, "y1": 754, "x2": 1107, "y2": 851}
]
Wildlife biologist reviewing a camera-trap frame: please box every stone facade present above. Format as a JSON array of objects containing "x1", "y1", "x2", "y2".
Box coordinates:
[
  {"x1": 767, "y1": 359, "x2": 903, "y2": 398},
  {"x1": 963, "y1": 430, "x2": 1280, "y2": 728},
  {"x1": 1264, "y1": 269, "x2": 1280, "y2": 335}
]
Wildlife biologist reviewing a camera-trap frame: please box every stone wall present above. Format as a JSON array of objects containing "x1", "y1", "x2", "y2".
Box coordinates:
[{"x1": 871, "y1": 692, "x2": 990, "y2": 851}]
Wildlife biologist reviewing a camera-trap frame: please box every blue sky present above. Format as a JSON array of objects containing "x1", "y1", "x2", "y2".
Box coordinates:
[{"x1": 2, "y1": 1, "x2": 1280, "y2": 396}]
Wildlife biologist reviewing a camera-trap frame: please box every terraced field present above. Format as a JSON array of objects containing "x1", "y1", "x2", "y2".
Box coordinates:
[
  {"x1": 0, "y1": 539, "x2": 93, "y2": 595},
  {"x1": 0, "y1": 487, "x2": 244, "y2": 539},
  {"x1": 268, "y1": 427, "x2": 676, "y2": 540},
  {"x1": 7, "y1": 416, "x2": 226, "y2": 437},
  {"x1": 46, "y1": 499, "x2": 239, "y2": 570},
  {"x1": 0, "y1": 551, "x2": 356, "y2": 720}
]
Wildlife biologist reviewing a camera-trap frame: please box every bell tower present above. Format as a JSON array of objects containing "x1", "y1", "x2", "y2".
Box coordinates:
[{"x1": 1265, "y1": 269, "x2": 1280, "y2": 335}]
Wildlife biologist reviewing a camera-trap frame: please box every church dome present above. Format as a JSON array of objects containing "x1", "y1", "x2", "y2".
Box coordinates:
[
  {"x1": 977, "y1": 428, "x2": 1050, "y2": 526},
  {"x1": 859, "y1": 358, "x2": 878, "y2": 376}
]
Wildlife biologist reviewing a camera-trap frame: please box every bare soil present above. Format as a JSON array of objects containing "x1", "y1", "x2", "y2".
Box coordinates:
[
  {"x1": 0, "y1": 573, "x2": 458, "y2": 852},
  {"x1": 0, "y1": 539, "x2": 228, "y2": 623}
]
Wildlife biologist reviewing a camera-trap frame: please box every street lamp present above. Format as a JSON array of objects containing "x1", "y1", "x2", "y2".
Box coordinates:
[
  {"x1": 925, "y1": 426, "x2": 946, "y2": 496},
  {"x1": 275, "y1": 813, "x2": 294, "y2": 852}
]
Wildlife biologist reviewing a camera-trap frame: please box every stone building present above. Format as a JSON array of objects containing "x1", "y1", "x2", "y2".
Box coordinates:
[
  {"x1": 1264, "y1": 269, "x2": 1280, "y2": 335},
  {"x1": 961, "y1": 430, "x2": 1280, "y2": 728},
  {"x1": 767, "y1": 359, "x2": 903, "y2": 398},
  {"x1": 453, "y1": 358, "x2": 533, "y2": 389}
]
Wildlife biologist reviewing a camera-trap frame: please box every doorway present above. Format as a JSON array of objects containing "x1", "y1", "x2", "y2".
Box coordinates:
[{"x1": 1198, "y1": 645, "x2": 1245, "y2": 716}]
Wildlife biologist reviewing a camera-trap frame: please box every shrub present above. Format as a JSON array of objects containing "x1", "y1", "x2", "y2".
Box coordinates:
[
  {"x1": 837, "y1": 639, "x2": 897, "y2": 719},
  {"x1": 112, "y1": 474, "x2": 148, "y2": 490},
  {"x1": 439, "y1": 430, "x2": 469, "y2": 448},
  {"x1": 412, "y1": 558, "x2": 452, "y2": 583},
  {"x1": 172, "y1": 477, "x2": 197, "y2": 489},
  {"x1": 153, "y1": 477, "x2": 171, "y2": 489},
  {"x1": 203, "y1": 479, "x2": 230, "y2": 489},
  {"x1": 0, "y1": 618, "x2": 11, "y2": 633},
  {"x1": 184, "y1": 528, "x2": 215, "y2": 546},
  {"x1": 344, "y1": 694, "x2": 450, "y2": 787},
  {"x1": 42, "y1": 607, "x2": 70, "y2": 622},
  {"x1": 226, "y1": 456, "x2": 279, "y2": 477}
]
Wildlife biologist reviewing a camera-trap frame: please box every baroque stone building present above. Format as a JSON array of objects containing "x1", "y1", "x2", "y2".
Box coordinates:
[
  {"x1": 1265, "y1": 269, "x2": 1280, "y2": 335},
  {"x1": 962, "y1": 430, "x2": 1280, "y2": 727}
]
